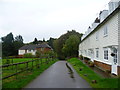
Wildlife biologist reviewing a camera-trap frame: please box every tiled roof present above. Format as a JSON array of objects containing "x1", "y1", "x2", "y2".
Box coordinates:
[
  {"x1": 19, "y1": 44, "x2": 36, "y2": 50},
  {"x1": 36, "y1": 43, "x2": 52, "y2": 49},
  {"x1": 19, "y1": 43, "x2": 52, "y2": 50}
]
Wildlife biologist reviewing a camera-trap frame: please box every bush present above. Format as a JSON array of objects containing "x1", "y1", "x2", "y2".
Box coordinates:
[
  {"x1": 24, "y1": 53, "x2": 33, "y2": 58},
  {"x1": 79, "y1": 55, "x2": 83, "y2": 60},
  {"x1": 84, "y1": 57, "x2": 90, "y2": 60},
  {"x1": 88, "y1": 61, "x2": 94, "y2": 67}
]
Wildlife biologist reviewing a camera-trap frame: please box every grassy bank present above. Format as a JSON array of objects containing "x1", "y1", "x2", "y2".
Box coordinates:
[
  {"x1": 2, "y1": 59, "x2": 58, "y2": 89},
  {"x1": 68, "y1": 58, "x2": 119, "y2": 88}
]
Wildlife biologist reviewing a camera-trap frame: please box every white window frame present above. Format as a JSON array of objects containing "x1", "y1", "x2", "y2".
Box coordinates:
[
  {"x1": 96, "y1": 48, "x2": 99, "y2": 58},
  {"x1": 104, "y1": 48, "x2": 108, "y2": 60},
  {"x1": 103, "y1": 25, "x2": 108, "y2": 37},
  {"x1": 113, "y1": 49, "x2": 118, "y2": 64},
  {"x1": 28, "y1": 50, "x2": 31, "y2": 52}
]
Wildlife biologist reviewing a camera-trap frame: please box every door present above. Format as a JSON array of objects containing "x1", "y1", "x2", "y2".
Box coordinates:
[{"x1": 112, "y1": 48, "x2": 118, "y2": 75}]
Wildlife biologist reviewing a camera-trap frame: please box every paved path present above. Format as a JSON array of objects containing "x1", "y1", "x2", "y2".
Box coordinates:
[{"x1": 24, "y1": 61, "x2": 91, "y2": 88}]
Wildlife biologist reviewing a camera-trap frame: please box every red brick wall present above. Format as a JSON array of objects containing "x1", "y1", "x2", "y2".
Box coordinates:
[
  {"x1": 37, "y1": 48, "x2": 52, "y2": 53},
  {"x1": 94, "y1": 60, "x2": 111, "y2": 71}
]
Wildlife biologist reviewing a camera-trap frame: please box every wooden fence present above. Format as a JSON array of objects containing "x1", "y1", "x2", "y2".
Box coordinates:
[{"x1": 1, "y1": 57, "x2": 56, "y2": 80}]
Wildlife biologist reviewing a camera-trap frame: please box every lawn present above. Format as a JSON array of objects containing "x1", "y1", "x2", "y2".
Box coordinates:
[
  {"x1": 2, "y1": 58, "x2": 36, "y2": 65},
  {"x1": 68, "y1": 58, "x2": 119, "y2": 88},
  {"x1": 2, "y1": 58, "x2": 58, "y2": 89}
]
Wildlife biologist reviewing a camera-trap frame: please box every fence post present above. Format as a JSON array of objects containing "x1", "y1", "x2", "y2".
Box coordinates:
[
  {"x1": 26, "y1": 62, "x2": 28, "y2": 72},
  {"x1": 12, "y1": 59, "x2": 13, "y2": 70},
  {"x1": 31, "y1": 60, "x2": 33, "y2": 72},
  {"x1": 16, "y1": 64, "x2": 17, "y2": 79}
]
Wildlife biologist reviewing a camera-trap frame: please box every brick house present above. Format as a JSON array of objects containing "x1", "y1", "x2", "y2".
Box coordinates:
[{"x1": 18, "y1": 43, "x2": 53, "y2": 56}]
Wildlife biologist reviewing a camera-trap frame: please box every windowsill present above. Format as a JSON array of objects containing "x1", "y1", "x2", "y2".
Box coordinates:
[
  {"x1": 103, "y1": 34, "x2": 108, "y2": 37},
  {"x1": 104, "y1": 59, "x2": 109, "y2": 62}
]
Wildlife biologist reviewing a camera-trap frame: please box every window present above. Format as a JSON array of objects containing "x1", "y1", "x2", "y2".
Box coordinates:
[
  {"x1": 104, "y1": 48, "x2": 108, "y2": 60},
  {"x1": 96, "y1": 32, "x2": 99, "y2": 40},
  {"x1": 33, "y1": 50, "x2": 35, "y2": 52},
  {"x1": 85, "y1": 50, "x2": 87, "y2": 56},
  {"x1": 96, "y1": 48, "x2": 99, "y2": 58},
  {"x1": 28, "y1": 50, "x2": 31, "y2": 52},
  {"x1": 113, "y1": 49, "x2": 117, "y2": 64},
  {"x1": 104, "y1": 25, "x2": 108, "y2": 36},
  {"x1": 88, "y1": 50, "x2": 91, "y2": 56}
]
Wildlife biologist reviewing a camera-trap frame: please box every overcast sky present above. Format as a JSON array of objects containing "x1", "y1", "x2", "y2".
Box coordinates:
[{"x1": 0, "y1": 0, "x2": 110, "y2": 43}]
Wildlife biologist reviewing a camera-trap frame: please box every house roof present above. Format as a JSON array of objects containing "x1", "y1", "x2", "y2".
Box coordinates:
[
  {"x1": 19, "y1": 43, "x2": 52, "y2": 50},
  {"x1": 36, "y1": 43, "x2": 52, "y2": 49},
  {"x1": 80, "y1": 5, "x2": 120, "y2": 43},
  {"x1": 19, "y1": 44, "x2": 36, "y2": 50}
]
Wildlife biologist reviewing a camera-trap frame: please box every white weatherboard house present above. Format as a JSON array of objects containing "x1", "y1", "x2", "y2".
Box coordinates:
[{"x1": 79, "y1": 0, "x2": 120, "y2": 76}]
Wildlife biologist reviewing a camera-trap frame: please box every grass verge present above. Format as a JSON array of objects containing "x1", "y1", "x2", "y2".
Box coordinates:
[
  {"x1": 2, "y1": 59, "x2": 58, "y2": 89},
  {"x1": 68, "y1": 58, "x2": 119, "y2": 88}
]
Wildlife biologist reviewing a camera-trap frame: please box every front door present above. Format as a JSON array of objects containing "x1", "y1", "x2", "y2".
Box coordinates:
[{"x1": 112, "y1": 48, "x2": 118, "y2": 75}]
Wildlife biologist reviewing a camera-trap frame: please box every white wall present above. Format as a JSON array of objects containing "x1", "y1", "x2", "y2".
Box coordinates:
[
  {"x1": 79, "y1": 12, "x2": 119, "y2": 65},
  {"x1": 19, "y1": 50, "x2": 26, "y2": 55},
  {"x1": 27, "y1": 50, "x2": 36, "y2": 55},
  {"x1": 18, "y1": 50, "x2": 37, "y2": 55}
]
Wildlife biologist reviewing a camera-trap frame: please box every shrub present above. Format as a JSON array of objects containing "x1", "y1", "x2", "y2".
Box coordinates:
[
  {"x1": 88, "y1": 61, "x2": 94, "y2": 67},
  {"x1": 79, "y1": 55, "x2": 83, "y2": 60},
  {"x1": 24, "y1": 53, "x2": 33, "y2": 58},
  {"x1": 35, "y1": 51, "x2": 42, "y2": 58},
  {"x1": 84, "y1": 57, "x2": 90, "y2": 60}
]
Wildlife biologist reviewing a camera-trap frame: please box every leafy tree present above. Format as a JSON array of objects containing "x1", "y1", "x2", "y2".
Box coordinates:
[
  {"x1": 47, "y1": 37, "x2": 56, "y2": 49},
  {"x1": 43, "y1": 38, "x2": 45, "y2": 42},
  {"x1": 62, "y1": 35, "x2": 80, "y2": 57},
  {"x1": 15, "y1": 35, "x2": 23, "y2": 43},
  {"x1": 2, "y1": 33, "x2": 24, "y2": 57},
  {"x1": 2, "y1": 33, "x2": 14, "y2": 56},
  {"x1": 53, "y1": 30, "x2": 83, "y2": 59},
  {"x1": 33, "y1": 38, "x2": 38, "y2": 44},
  {"x1": 2, "y1": 33, "x2": 14, "y2": 43}
]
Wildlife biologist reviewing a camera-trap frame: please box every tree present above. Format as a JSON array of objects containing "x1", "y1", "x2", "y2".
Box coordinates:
[
  {"x1": 2, "y1": 33, "x2": 14, "y2": 43},
  {"x1": 43, "y1": 38, "x2": 45, "y2": 42},
  {"x1": 15, "y1": 35, "x2": 23, "y2": 43},
  {"x1": 2, "y1": 33, "x2": 24, "y2": 57},
  {"x1": 2, "y1": 33, "x2": 14, "y2": 56},
  {"x1": 53, "y1": 30, "x2": 83, "y2": 59},
  {"x1": 62, "y1": 35, "x2": 80, "y2": 57},
  {"x1": 33, "y1": 38, "x2": 38, "y2": 44},
  {"x1": 47, "y1": 37, "x2": 56, "y2": 49}
]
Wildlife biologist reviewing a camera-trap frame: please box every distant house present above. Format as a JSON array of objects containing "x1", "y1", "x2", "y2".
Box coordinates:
[
  {"x1": 79, "y1": 0, "x2": 120, "y2": 76},
  {"x1": 18, "y1": 43, "x2": 53, "y2": 56}
]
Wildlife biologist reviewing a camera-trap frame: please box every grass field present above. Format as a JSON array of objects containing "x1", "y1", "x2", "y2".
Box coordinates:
[
  {"x1": 68, "y1": 58, "x2": 119, "y2": 88},
  {"x1": 2, "y1": 58, "x2": 58, "y2": 89},
  {"x1": 2, "y1": 58, "x2": 36, "y2": 65}
]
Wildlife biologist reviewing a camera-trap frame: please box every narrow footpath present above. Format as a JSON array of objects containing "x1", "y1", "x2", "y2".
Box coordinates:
[{"x1": 24, "y1": 61, "x2": 91, "y2": 88}]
